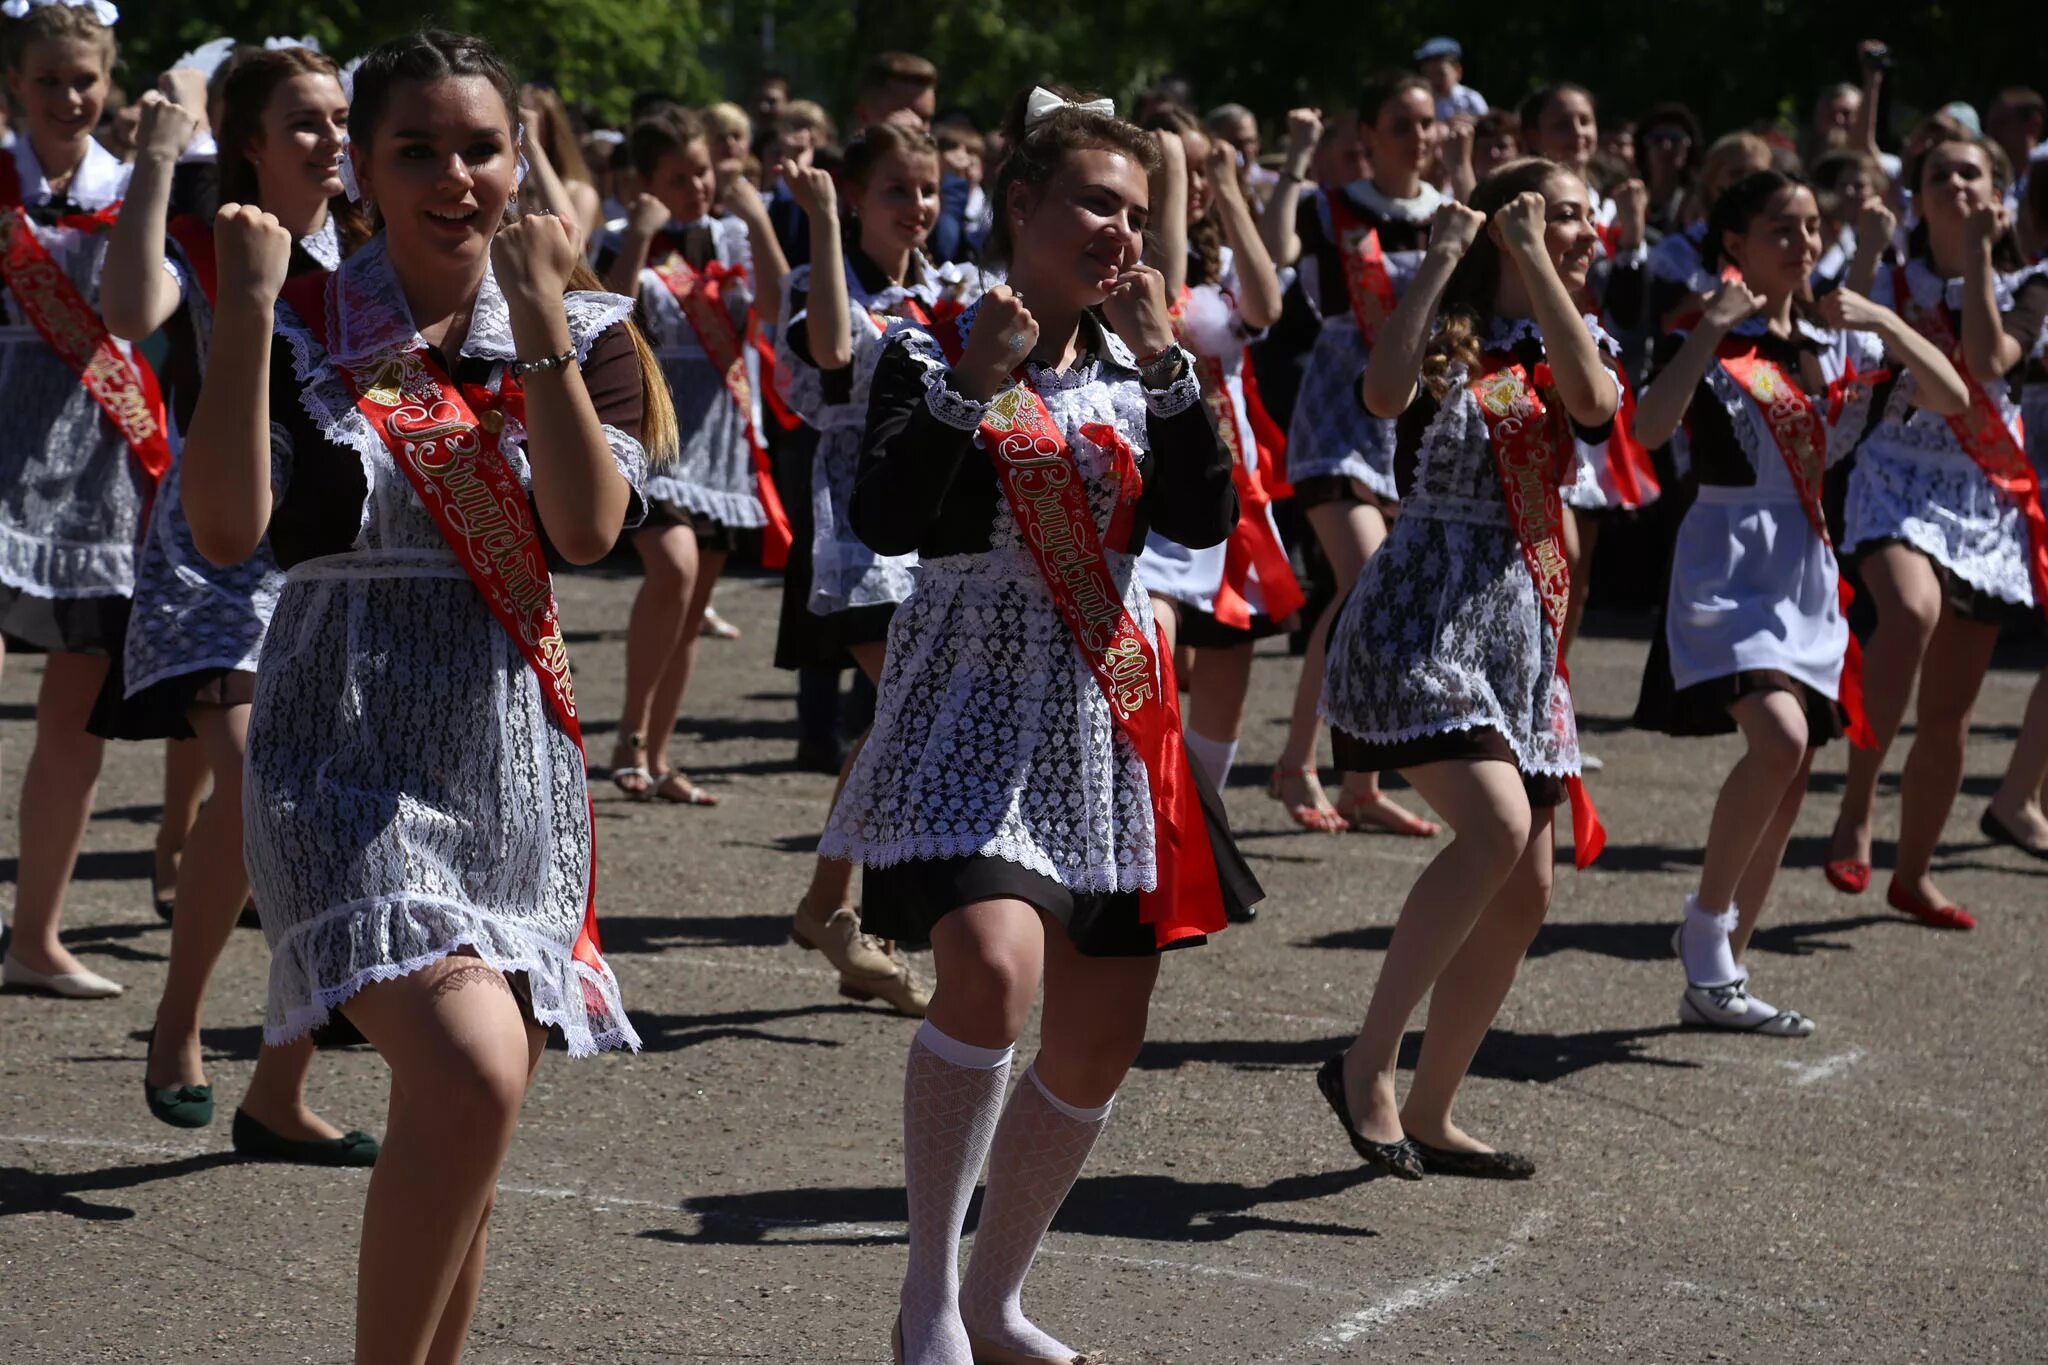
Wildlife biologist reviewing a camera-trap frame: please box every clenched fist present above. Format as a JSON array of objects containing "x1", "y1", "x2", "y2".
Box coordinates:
[
  {"x1": 214, "y1": 203, "x2": 293, "y2": 306},
  {"x1": 492, "y1": 212, "x2": 579, "y2": 302},
  {"x1": 954, "y1": 284, "x2": 1039, "y2": 398}
]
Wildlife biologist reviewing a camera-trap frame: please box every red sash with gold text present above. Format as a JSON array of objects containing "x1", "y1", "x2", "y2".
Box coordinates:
[
  {"x1": 1324, "y1": 193, "x2": 1398, "y2": 345},
  {"x1": 282, "y1": 273, "x2": 612, "y2": 974},
  {"x1": 648, "y1": 242, "x2": 793, "y2": 567},
  {"x1": 1469, "y1": 356, "x2": 1606, "y2": 867},
  {"x1": 1716, "y1": 342, "x2": 1875, "y2": 747},
  {"x1": 0, "y1": 157, "x2": 171, "y2": 483},
  {"x1": 1889, "y1": 268, "x2": 2048, "y2": 616}
]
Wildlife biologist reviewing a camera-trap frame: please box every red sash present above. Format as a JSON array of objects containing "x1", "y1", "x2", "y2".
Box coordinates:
[
  {"x1": 166, "y1": 214, "x2": 219, "y2": 307},
  {"x1": 0, "y1": 156, "x2": 171, "y2": 484},
  {"x1": 1240, "y1": 347, "x2": 1292, "y2": 496},
  {"x1": 1323, "y1": 192, "x2": 1398, "y2": 345},
  {"x1": 750, "y1": 312, "x2": 801, "y2": 433},
  {"x1": 1889, "y1": 267, "x2": 2048, "y2": 616},
  {"x1": 647, "y1": 240, "x2": 793, "y2": 568},
  {"x1": 934, "y1": 318, "x2": 1225, "y2": 944},
  {"x1": 281, "y1": 272, "x2": 612, "y2": 974},
  {"x1": 1716, "y1": 341, "x2": 1875, "y2": 747},
  {"x1": 1596, "y1": 358, "x2": 1661, "y2": 508},
  {"x1": 1167, "y1": 286, "x2": 1305, "y2": 626},
  {"x1": 1469, "y1": 356, "x2": 1606, "y2": 867}
]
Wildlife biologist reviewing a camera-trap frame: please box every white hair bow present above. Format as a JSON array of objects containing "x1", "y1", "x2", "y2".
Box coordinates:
[
  {"x1": 337, "y1": 54, "x2": 362, "y2": 102},
  {"x1": 171, "y1": 35, "x2": 235, "y2": 78},
  {"x1": 0, "y1": 0, "x2": 119, "y2": 23},
  {"x1": 1024, "y1": 85, "x2": 1113, "y2": 130},
  {"x1": 263, "y1": 34, "x2": 321, "y2": 53}
]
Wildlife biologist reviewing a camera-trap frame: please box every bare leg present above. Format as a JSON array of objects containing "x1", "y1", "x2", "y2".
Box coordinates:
[
  {"x1": 1339, "y1": 758, "x2": 1534, "y2": 1145},
  {"x1": 9, "y1": 652, "x2": 112, "y2": 978},
  {"x1": 645, "y1": 547, "x2": 726, "y2": 794},
  {"x1": 612, "y1": 524, "x2": 697, "y2": 795},
  {"x1": 1988, "y1": 669, "x2": 2048, "y2": 847},
  {"x1": 1698, "y1": 691, "x2": 1812, "y2": 913},
  {"x1": 1894, "y1": 608, "x2": 2000, "y2": 909},
  {"x1": 1186, "y1": 640, "x2": 1255, "y2": 745},
  {"x1": 1829, "y1": 545, "x2": 1941, "y2": 869},
  {"x1": 343, "y1": 957, "x2": 545, "y2": 1365},
  {"x1": 1400, "y1": 806, "x2": 1555, "y2": 1151},
  {"x1": 1730, "y1": 748, "x2": 1817, "y2": 964},
  {"x1": 1033, "y1": 914, "x2": 1162, "y2": 1108},
  {"x1": 149, "y1": 704, "x2": 255, "y2": 1091},
  {"x1": 156, "y1": 738, "x2": 209, "y2": 909}
]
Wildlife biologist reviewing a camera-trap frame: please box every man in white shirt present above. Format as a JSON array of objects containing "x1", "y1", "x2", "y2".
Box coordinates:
[{"x1": 1415, "y1": 37, "x2": 1487, "y2": 124}]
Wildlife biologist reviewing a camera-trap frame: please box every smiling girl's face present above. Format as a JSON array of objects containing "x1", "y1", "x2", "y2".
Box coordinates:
[
  {"x1": 1008, "y1": 146, "x2": 1149, "y2": 308},
  {"x1": 352, "y1": 74, "x2": 517, "y2": 273},
  {"x1": 7, "y1": 36, "x2": 110, "y2": 154},
  {"x1": 248, "y1": 72, "x2": 349, "y2": 207},
  {"x1": 850, "y1": 146, "x2": 940, "y2": 258}
]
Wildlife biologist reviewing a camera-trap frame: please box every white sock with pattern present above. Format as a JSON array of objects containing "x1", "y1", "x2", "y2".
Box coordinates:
[
  {"x1": 900, "y1": 1023, "x2": 1013, "y2": 1364},
  {"x1": 1679, "y1": 894, "x2": 1742, "y2": 987},
  {"x1": 959, "y1": 1063, "x2": 1113, "y2": 1358},
  {"x1": 1183, "y1": 727, "x2": 1239, "y2": 791}
]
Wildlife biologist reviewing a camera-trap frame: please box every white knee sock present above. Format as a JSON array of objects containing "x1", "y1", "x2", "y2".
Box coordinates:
[
  {"x1": 959, "y1": 1063, "x2": 1112, "y2": 1358},
  {"x1": 1183, "y1": 727, "x2": 1239, "y2": 790},
  {"x1": 1678, "y1": 894, "x2": 1742, "y2": 987},
  {"x1": 900, "y1": 1023, "x2": 1012, "y2": 1364}
]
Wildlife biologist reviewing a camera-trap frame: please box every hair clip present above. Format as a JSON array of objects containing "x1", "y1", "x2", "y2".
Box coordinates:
[
  {"x1": 0, "y1": 0, "x2": 119, "y2": 25},
  {"x1": 1024, "y1": 86, "x2": 1113, "y2": 131}
]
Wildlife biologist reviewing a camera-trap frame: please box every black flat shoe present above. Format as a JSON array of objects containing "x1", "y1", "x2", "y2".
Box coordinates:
[
  {"x1": 1979, "y1": 807, "x2": 2048, "y2": 862},
  {"x1": 143, "y1": 1031, "x2": 213, "y2": 1128},
  {"x1": 231, "y1": 1108, "x2": 379, "y2": 1167},
  {"x1": 1409, "y1": 1138, "x2": 1536, "y2": 1181},
  {"x1": 1313, "y1": 1055, "x2": 1424, "y2": 1180}
]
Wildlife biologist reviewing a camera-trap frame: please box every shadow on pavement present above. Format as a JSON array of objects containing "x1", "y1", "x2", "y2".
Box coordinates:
[
  {"x1": 1300, "y1": 912, "x2": 1901, "y2": 964},
  {"x1": 597, "y1": 911, "x2": 796, "y2": 952},
  {"x1": 626, "y1": 1002, "x2": 863, "y2": 1054},
  {"x1": 0, "y1": 1151, "x2": 241, "y2": 1222},
  {"x1": 640, "y1": 1165, "x2": 1381, "y2": 1248},
  {"x1": 1134, "y1": 1025, "x2": 1694, "y2": 1086}
]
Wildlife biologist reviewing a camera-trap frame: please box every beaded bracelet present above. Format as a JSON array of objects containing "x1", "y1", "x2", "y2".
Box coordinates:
[{"x1": 508, "y1": 346, "x2": 576, "y2": 378}]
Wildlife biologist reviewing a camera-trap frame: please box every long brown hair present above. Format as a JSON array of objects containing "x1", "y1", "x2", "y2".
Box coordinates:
[
  {"x1": 216, "y1": 47, "x2": 369, "y2": 254},
  {"x1": 350, "y1": 30, "x2": 677, "y2": 464},
  {"x1": 1140, "y1": 104, "x2": 1225, "y2": 288},
  {"x1": 523, "y1": 85, "x2": 592, "y2": 186},
  {"x1": 1421, "y1": 157, "x2": 1574, "y2": 401}
]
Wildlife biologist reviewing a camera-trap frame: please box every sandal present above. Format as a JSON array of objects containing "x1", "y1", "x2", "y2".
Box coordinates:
[
  {"x1": 699, "y1": 605, "x2": 741, "y2": 640},
  {"x1": 1333, "y1": 788, "x2": 1441, "y2": 838},
  {"x1": 649, "y1": 770, "x2": 719, "y2": 806},
  {"x1": 1265, "y1": 766, "x2": 1345, "y2": 834},
  {"x1": 609, "y1": 733, "x2": 655, "y2": 800}
]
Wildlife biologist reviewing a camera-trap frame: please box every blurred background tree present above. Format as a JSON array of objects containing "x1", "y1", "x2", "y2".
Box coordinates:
[{"x1": 119, "y1": 0, "x2": 2039, "y2": 144}]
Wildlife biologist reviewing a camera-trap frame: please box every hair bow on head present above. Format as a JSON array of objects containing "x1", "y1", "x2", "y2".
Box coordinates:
[
  {"x1": 263, "y1": 34, "x2": 321, "y2": 53},
  {"x1": 171, "y1": 35, "x2": 236, "y2": 78},
  {"x1": 1024, "y1": 85, "x2": 1114, "y2": 131},
  {"x1": 337, "y1": 54, "x2": 362, "y2": 102},
  {"x1": 0, "y1": 0, "x2": 120, "y2": 24}
]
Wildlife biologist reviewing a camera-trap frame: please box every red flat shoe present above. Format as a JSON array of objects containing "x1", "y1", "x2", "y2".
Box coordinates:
[
  {"x1": 1885, "y1": 880, "x2": 1975, "y2": 931},
  {"x1": 1823, "y1": 859, "x2": 1870, "y2": 895}
]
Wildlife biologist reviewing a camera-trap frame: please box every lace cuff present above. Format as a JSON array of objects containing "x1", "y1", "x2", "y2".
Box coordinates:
[
  {"x1": 922, "y1": 369, "x2": 992, "y2": 430},
  {"x1": 1142, "y1": 348, "x2": 1203, "y2": 417}
]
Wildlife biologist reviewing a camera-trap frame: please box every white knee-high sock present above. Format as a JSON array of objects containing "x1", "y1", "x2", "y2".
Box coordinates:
[
  {"x1": 959, "y1": 1063, "x2": 1113, "y2": 1357},
  {"x1": 900, "y1": 1022, "x2": 1013, "y2": 1364},
  {"x1": 1182, "y1": 727, "x2": 1239, "y2": 791}
]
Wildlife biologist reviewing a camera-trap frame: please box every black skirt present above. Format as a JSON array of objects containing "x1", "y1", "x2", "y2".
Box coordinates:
[
  {"x1": 1332, "y1": 723, "x2": 1567, "y2": 809},
  {"x1": 860, "y1": 759, "x2": 1263, "y2": 956},
  {"x1": 0, "y1": 584, "x2": 126, "y2": 656},
  {"x1": 641, "y1": 497, "x2": 743, "y2": 555},
  {"x1": 1631, "y1": 621, "x2": 1845, "y2": 748},
  {"x1": 1168, "y1": 600, "x2": 1290, "y2": 650}
]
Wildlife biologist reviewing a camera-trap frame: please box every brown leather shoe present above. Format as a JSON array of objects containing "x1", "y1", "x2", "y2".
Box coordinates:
[{"x1": 791, "y1": 903, "x2": 930, "y2": 1018}]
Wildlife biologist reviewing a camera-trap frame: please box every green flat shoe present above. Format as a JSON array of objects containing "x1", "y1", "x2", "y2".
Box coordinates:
[
  {"x1": 231, "y1": 1108, "x2": 380, "y2": 1167},
  {"x1": 143, "y1": 1034, "x2": 213, "y2": 1128}
]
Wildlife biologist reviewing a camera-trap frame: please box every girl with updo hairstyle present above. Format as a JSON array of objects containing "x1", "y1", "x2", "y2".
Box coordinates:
[
  {"x1": 824, "y1": 83, "x2": 1259, "y2": 1363},
  {"x1": 0, "y1": 0, "x2": 150, "y2": 1003},
  {"x1": 1134, "y1": 102, "x2": 1299, "y2": 797},
  {"x1": 180, "y1": 29, "x2": 666, "y2": 1360},
  {"x1": 1262, "y1": 68, "x2": 1446, "y2": 840},
  {"x1": 95, "y1": 43, "x2": 379, "y2": 1160},
  {"x1": 1631, "y1": 168, "x2": 1966, "y2": 1033},
  {"x1": 769, "y1": 118, "x2": 970, "y2": 1019},
  {"x1": 1319, "y1": 157, "x2": 1618, "y2": 1183},
  {"x1": 1825, "y1": 131, "x2": 2048, "y2": 928}
]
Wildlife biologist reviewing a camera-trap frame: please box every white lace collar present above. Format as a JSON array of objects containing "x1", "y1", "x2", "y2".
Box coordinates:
[
  {"x1": 668, "y1": 215, "x2": 715, "y2": 234},
  {"x1": 1728, "y1": 314, "x2": 1836, "y2": 346},
  {"x1": 1341, "y1": 177, "x2": 1444, "y2": 224},
  {"x1": 299, "y1": 215, "x2": 341, "y2": 271},
  {"x1": 1900, "y1": 254, "x2": 2031, "y2": 315},
  {"x1": 1482, "y1": 311, "x2": 1617, "y2": 356},
  {"x1": 12, "y1": 135, "x2": 127, "y2": 210},
  {"x1": 310, "y1": 231, "x2": 631, "y2": 365}
]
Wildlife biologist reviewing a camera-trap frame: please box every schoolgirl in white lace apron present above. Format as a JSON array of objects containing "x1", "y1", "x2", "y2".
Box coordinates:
[
  {"x1": 177, "y1": 31, "x2": 659, "y2": 1363},
  {"x1": 1135, "y1": 106, "x2": 1301, "y2": 798},
  {"x1": 1318, "y1": 159, "x2": 1616, "y2": 1185},
  {"x1": 89, "y1": 45, "x2": 381, "y2": 1162},
  {"x1": 820, "y1": 87, "x2": 1258, "y2": 1365},
  {"x1": 596, "y1": 107, "x2": 790, "y2": 806},
  {"x1": 1630, "y1": 169, "x2": 1969, "y2": 1035},
  {"x1": 1825, "y1": 132, "x2": 2048, "y2": 929},
  {"x1": 1262, "y1": 74, "x2": 1443, "y2": 840},
  {"x1": 0, "y1": 1, "x2": 151, "y2": 1001},
  {"x1": 771, "y1": 122, "x2": 974, "y2": 1018}
]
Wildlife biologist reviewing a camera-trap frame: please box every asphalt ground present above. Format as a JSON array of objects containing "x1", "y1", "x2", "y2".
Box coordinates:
[{"x1": 1, "y1": 569, "x2": 2043, "y2": 1363}]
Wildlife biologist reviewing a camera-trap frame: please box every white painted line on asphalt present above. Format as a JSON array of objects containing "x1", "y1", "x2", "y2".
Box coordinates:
[
  {"x1": 1303, "y1": 1210, "x2": 1552, "y2": 1351},
  {"x1": 1779, "y1": 1047, "x2": 1867, "y2": 1086}
]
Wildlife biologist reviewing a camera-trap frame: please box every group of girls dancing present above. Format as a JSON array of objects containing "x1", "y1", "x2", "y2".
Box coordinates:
[{"x1": 2, "y1": 2, "x2": 2045, "y2": 1359}]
